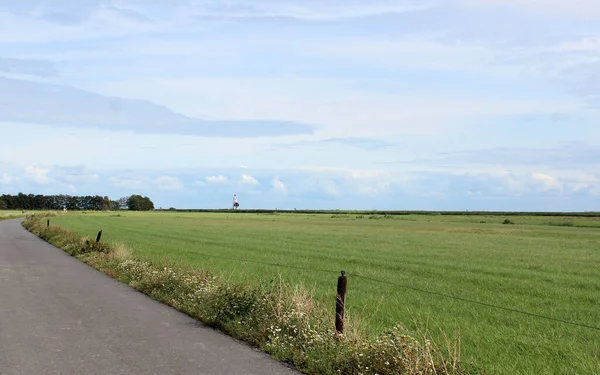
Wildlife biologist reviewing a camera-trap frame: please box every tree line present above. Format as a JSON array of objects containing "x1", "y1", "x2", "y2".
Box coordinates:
[{"x1": 0, "y1": 193, "x2": 154, "y2": 211}]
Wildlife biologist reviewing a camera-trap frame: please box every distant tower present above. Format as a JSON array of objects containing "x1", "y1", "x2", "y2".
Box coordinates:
[{"x1": 233, "y1": 194, "x2": 240, "y2": 210}]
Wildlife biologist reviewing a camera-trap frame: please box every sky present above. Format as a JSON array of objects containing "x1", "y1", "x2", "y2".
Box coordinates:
[{"x1": 1, "y1": 0, "x2": 599, "y2": 211}]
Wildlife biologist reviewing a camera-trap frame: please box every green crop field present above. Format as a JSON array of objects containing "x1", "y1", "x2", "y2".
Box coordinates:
[{"x1": 49, "y1": 211, "x2": 600, "y2": 374}]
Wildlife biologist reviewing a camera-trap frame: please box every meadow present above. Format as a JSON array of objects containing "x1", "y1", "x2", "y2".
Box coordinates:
[{"x1": 48, "y1": 211, "x2": 600, "y2": 374}]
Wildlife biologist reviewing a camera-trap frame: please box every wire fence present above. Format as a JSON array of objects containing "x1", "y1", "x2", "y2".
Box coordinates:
[
  {"x1": 171, "y1": 249, "x2": 600, "y2": 333},
  {"x1": 348, "y1": 272, "x2": 600, "y2": 332}
]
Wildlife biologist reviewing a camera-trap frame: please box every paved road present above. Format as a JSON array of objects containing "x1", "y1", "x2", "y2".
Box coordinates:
[{"x1": 0, "y1": 219, "x2": 299, "y2": 375}]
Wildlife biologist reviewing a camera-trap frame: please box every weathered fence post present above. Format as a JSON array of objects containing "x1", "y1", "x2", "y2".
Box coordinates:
[
  {"x1": 47, "y1": 219, "x2": 50, "y2": 227},
  {"x1": 335, "y1": 270, "x2": 347, "y2": 334},
  {"x1": 96, "y1": 230, "x2": 102, "y2": 243}
]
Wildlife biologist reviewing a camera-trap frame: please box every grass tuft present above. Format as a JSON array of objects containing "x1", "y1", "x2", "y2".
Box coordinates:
[{"x1": 545, "y1": 220, "x2": 575, "y2": 227}]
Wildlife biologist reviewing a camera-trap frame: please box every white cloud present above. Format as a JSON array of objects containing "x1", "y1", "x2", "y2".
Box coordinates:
[
  {"x1": 301, "y1": 165, "x2": 393, "y2": 181},
  {"x1": 357, "y1": 186, "x2": 380, "y2": 196},
  {"x1": 424, "y1": 167, "x2": 600, "y2": 197},
  {"x1": 108, "y1": 176, "x2": 144, "y2": 189},
  {"x1": 322, "y1": 181, "x2": 342, "y2": 197},
  {"x1": 0, "y1": 0, "x2": 430, "y2": 45},
  {"x1": 308, "y1": 36, "x2": 494, "y2": 71},
  {"x1": 154, "y1": 176, "x2": 183, "y2": 191},
  {"x1": 239, "y1": 174, "x2": 259, "y2": 185},
  {"x1": 545, "y1": 37, "x2": 600, "y2": 54},
  {"x1": 0, "y1": 3, "x2": 178, "y2": 43},
  {"x1": 61, "y1": 172, "x2": 100, "y2": 184},
  {"x1": 551, "y1": 171, "x2": 600, "y2": 196},
  {"x1": 271, "y1": 177, "x2": 287, "y2": 194},
  {"x1": 531, "y1": 172, "x2": 563, "y2": 192},
  {"x1": 0, "y1": 173, "x2": 19, "y2": 185},
  {"x1": 206, "y1": 175, "x2": 228, "y2": 183},
  {"x1": 191, "y1": 0, "x2": 431, "y2": 20},
  {"x1": 25, "y1": 166, "x2": 51, "y2": 184},
  {"x1": 0, "y1": 122, "x2": 295, "y2": 170},
  {"x1": 296, "y1": 166, "x2": 396, "y2": 197},
  {"x1": 94, "y1": 77, "x2": 582, "y2": 138},
  {"x1": 455, "y1": 0, "x2": 600, "y2": 19}
]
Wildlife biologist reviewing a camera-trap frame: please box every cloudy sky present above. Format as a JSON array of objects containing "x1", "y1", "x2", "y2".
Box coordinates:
[{"x1": 1, "y1": 0, "x2": 599, "y2": 211}]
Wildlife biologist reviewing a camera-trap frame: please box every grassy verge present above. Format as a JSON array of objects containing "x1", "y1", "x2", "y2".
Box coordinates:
[
  {"x1": 0, "y1": 211, "x2": 26, "y2": 221},
  {"x1": 23, "y1": 214, "x2": 467, "y2": 375}
]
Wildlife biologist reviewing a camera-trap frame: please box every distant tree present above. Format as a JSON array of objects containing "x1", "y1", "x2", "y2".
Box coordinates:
[
  {"x1": 101, "y1": 196, "x2": 111, "y2": 211},
  {"x1": 118, "y1": 197, "x2": 128, "y2": 210},
  {"x1": 91, "y1": 195, "x2": 104, "y2": 210},
  {"x1": 55, "y1": 195, "x2": 68, "y2": 210},
  {"x1": 0, "y1": 193, "x2": 152, "y2": 212},
  {"x1": 110, "y1": 200, "x2": 121, "y2": 211},
  {"x1": 143, "y1": 196, "x2": 155, "y2": 211},
  {"x1": 0, "y1": 193, "x2": 115, "y2": 211},
  {"x1": 127, "y1": 195, "x2": 155, "y2": 211},
  {"x1": 66, "y1": 195, "x2": 79, "y2": 210},
  {"x1": 127, "y1": 195, "x2": 141, "y2": 211}
]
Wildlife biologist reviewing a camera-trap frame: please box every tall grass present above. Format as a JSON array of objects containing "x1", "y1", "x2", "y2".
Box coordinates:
[{"x1": 0, "y1": 211, "x2": 25, "y2": 221}]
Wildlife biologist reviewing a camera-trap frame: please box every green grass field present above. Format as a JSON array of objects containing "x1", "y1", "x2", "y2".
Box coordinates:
[{"x1": 49, "y1": 211, "x2": 600, "y2": 374}]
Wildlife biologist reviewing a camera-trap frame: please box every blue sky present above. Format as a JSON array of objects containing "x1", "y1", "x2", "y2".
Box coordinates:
[{"x1": 1, "y1": 0, "x2": 599, "y2": 211}]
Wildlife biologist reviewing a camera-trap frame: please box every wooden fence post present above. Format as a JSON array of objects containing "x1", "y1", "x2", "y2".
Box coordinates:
[
  {"x1": 96, "y1": 230, "x2": 102, "y2": 243},
  {"x1": 47, "y1": 219, "x2": 50, "y2": 227},
  {"x1": 335, "y1": 270, "x2": 347, "y2": 334}
]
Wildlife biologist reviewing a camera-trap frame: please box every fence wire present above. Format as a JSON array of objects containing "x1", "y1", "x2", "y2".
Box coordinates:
[
  {"x1": 347, "y1": 272, "x2": 600, "y2": 332},
  {"x1": 34, "y1": 215, "x2": 600, "y2": 334},
  {"x1": 179, "y1": 250, "x2": 600, "y2": 332}
]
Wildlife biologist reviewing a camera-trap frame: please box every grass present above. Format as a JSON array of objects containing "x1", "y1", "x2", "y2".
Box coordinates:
[
  {"x1": 47, "y1": 211, "x2": 600, "y2": 374},
  {"x1": 24, "y1": 214, "x2": 462, "y2": 375},
  {"x1": 0, "y1": 210, "x2": 26, "y2": 220},
  {"x1": 1, "y1": 210, "x2": 62, "y2": 221}
]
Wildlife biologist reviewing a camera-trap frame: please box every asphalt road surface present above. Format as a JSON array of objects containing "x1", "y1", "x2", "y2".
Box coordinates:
[{"x1": 0, "y1": 219, "x2": 299, "y2": 375}]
